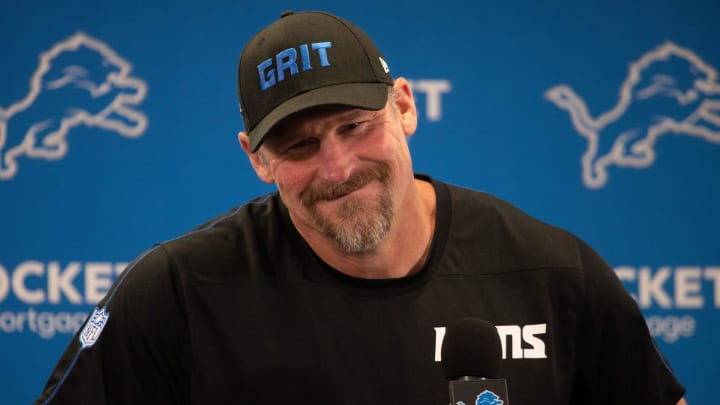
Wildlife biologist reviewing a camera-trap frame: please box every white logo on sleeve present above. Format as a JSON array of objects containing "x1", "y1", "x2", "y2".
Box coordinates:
[
  {"x1": 545, "y1": 41, "x2": 720, "y2": 189},
  {"x1": 0, "y1": 32, "x2": 148, "y2": 180},
  {"x1": 79, "y1": 306, "x2": 109, "y2": 348}
]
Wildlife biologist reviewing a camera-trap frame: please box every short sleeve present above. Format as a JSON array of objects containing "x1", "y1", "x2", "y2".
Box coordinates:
[
  {"x1": 35, "y1": 245, "x2": 191, "y2": 404},
  {"x1": 571, "y1": 238, "x2": 685, "y2": 404}
]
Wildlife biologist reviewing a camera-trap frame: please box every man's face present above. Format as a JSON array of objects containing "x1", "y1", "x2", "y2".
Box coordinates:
[{"x1": 252, "y1": 89, "x2": 416, "y2": 255}]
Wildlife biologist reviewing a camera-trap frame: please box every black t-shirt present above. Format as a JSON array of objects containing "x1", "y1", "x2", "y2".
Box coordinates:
[{"x1": 36, "y1": 176, "x2": 685, "y2": 404}]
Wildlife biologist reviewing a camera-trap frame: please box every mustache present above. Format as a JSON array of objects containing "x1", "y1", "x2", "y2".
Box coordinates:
[{"x1": 300, "y1": 163, "x2": 390, "y2": 207}]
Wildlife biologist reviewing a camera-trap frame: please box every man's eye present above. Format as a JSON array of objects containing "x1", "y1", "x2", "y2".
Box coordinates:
[
  {"x1": 287, "y1": 138, "x2": 317, "y2": 151},
  {"x1": 282, "y1": 138, "x2": 319, "y2": 159},
  {"x1": 341, "y1": 121, "x2": 364, "y2": 133}
]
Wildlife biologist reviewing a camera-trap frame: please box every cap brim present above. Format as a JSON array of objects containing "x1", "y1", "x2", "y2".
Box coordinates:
[{"x1": 248, "y1": 82, "x2": 389, "y2": 152}]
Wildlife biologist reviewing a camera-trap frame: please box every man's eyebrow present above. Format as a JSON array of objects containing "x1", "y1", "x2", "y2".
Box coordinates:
[{"x1": 335, "y1": 108, "x2": 380, "y2": 122}]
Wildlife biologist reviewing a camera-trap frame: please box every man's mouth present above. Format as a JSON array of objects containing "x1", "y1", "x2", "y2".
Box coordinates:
[
  {"x1": 300, "y1": 163, "x2": 390, "y2": 208},
  {"x1": 324, "y1": 187, "x2": 357, "y2": 201}
]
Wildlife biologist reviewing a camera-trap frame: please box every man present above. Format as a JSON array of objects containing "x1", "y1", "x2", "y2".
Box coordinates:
[{"x1": 36, "y1": 10, "x2": 686, "y2": 404}]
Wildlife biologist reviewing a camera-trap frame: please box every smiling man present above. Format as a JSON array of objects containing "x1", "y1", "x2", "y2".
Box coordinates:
[
  {"x1": 242, "y1": 87, "x2": 434, "y2": 279},
  {"x1": 36, "y1": 10, "x2": 686, "y2": 405}
]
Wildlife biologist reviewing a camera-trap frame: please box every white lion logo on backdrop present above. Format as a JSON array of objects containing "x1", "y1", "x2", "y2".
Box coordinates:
[
  {"x1": 545, "y1": 41, "x2": 720, "y2": 189},
  {"x1": 0, "y1": 32, "x2": 148, "y2": 180}
]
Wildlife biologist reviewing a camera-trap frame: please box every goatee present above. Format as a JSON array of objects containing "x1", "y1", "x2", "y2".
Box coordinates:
[{"x1": 300, "y1": 163, "x2": 393, "y2": 254}]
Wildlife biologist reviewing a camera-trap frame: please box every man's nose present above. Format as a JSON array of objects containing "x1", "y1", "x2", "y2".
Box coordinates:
[{"x1": 317, "y1": 136, "x2": 356, "y2": 183}]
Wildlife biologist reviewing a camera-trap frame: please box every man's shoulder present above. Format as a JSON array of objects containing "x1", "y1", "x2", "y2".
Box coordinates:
[
  {"x1": 167, "y1": 193, "x2": 279, "y2": 246},
  {"x1": 439, "y1": 181, "x2": 583, "y2": 273},
  {"x1": 442, "y1": 181, "x2": 570, "y2": 235},
  {"x1": 151, "y1": 193, "x2": 290, "y2": 280}
]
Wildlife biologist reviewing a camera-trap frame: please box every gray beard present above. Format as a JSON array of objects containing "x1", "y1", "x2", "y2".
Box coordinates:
[
  {"x1": 300, "y1": 162, "x2": 394, "y2": 254},
  {"x1": 311, "y1": 189, "x2": 394, "y2": 254}
]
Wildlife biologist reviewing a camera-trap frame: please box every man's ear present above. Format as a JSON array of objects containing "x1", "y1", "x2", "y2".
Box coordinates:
[
  {"x1": 393, "y1": 77, "x2": 418, "y2": 137},
  {"x1": 238, "y1": 131, "x2": 274, "y2": 184}
]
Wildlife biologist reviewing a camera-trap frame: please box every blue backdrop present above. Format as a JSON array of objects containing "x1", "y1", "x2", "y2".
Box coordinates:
[{"x1": 1, "y1": 0, "x2": 718, "y2": 403}]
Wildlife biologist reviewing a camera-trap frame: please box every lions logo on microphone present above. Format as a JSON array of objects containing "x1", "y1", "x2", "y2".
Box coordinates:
[{"x1": 456, "y1": 389, "x2": 504, "y2": 405}]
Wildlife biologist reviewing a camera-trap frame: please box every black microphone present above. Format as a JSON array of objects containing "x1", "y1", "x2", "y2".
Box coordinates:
[{"x1": 441, "y1": 318, "x2": 510, "y2": 405}]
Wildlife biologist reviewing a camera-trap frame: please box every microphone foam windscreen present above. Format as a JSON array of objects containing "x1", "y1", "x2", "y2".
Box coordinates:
[{"x1": 441, "y1": 318, "x2": 502, "y2": 380}]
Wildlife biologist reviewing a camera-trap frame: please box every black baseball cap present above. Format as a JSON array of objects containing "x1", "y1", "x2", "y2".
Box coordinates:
[{"x1": 237, "y1": 11, "x2": 394, "y2": 152}]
